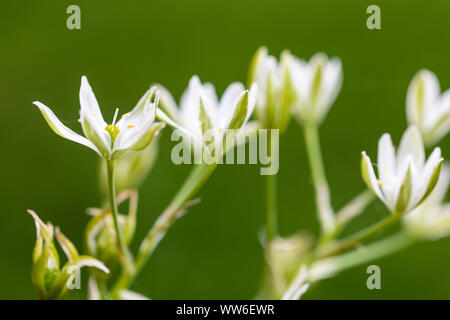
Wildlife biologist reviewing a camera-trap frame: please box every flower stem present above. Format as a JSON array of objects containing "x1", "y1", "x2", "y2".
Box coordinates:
[
  {"x1": 303, "y1": 123, "x2": 335, "y2": 233},
  {"x1": 265, "y1": 131, "x2": 278, "y2": 243},
  {"x1": 111, "y1": 162, "x2": 217, "y2": 296},
  {"x1": 310, "y1": 232, "x2": 415, "y2": 282},
  {"x1": 317, "y1": 210, "x2": 403, "y2": 258},
  {"x1": 106, "y1": 160, "x2": 132, "y2": 272}
]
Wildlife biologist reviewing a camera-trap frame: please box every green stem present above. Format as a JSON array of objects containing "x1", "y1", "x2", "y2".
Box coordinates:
[
  {"x1": 318, "y1": 211, "x2": 403, "y2": 258},
  {"x1": 310, "y1": 232, "x2": 415, "y2": 282},
  {"x1": 265, "y1": 131, "x2": 278, "y2": 243},
  {"x1": 106, "y1": 160, "x2": 132, "y2": 271},
  {"x1": 319, "y1": 190, "x2": 375, "y2": 244},
  {"x1": 111, "y1": 163, "x2": 217, "y2": 296},
  {"x1": 303, "y1": 123, "x2": 334, "y2": 233}
]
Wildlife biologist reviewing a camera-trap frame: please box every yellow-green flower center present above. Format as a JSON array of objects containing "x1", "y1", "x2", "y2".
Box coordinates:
[{"x1": 105, "y1": 124, "x2": 120, "y2": 141}]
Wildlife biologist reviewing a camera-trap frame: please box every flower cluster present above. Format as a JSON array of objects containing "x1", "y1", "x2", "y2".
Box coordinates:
[{"x1": 29, "y1": 47, "x2": 450, "y2": 300}]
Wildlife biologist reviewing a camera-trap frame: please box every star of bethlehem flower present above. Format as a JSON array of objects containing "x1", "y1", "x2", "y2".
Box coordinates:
[
  {"x1": 361, "y1": 126, "x2": 443, "y2": 214},
  {"x1": 406, "y1": 69, "x2": 450, "y2": 146},
  {"x1": 288, "y1": 52, "x2": 342, "y2": 125},
  {"x1": 404, "y1": 163, "x2": 450, "y2": 240},
  {"x1": 33, "y1": 76, "x2": 165, "y2": 160},
  {"x1": 248, "y1": 46, "x2": 296, "y2": 132},
  {"x1": 156, "y1": 75, "x2": 258, "y2": 154}
]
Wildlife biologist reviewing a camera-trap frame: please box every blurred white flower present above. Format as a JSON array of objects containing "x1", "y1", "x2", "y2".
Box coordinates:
[
  {"x1": 156, "y1": 75, "x2": 258, "y2": 153},
  {"x1": 404, "y1": 163, "x2": 450, "y2": 240},
  {"x1": 361, "y1": 126, "x2": 443, "y2": 214},
  {"x1": 248, "y1": 47, "x2": 295, "y2": 132},
  {"x1": 406, "y1": 69, "x2": 450, "y2": 146},
  {"x1": 288, "y1": 53, "x2": 342, "y2": 124},
  {"x1": 33, "y1": 76, "x2": 164, "y2": 160}
]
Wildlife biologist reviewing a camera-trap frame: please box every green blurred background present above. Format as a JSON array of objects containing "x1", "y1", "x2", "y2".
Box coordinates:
[{"x1": 1, "y1": 0, "x2": 450, "y2": 299}]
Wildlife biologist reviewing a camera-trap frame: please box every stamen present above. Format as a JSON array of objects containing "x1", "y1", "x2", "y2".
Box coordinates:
[
  {"x1": 77, "y1": 119, "x2": 81, "y2": 123},
  {"x1": 377, "y1": 179, "x2": 384, "y2": 186},
  {"x1": 121, "y1": 113, "x2": 130, "y2": 119},
  {"x1": 127, "y1": 125, "x2": 136, "y2": 128},
  {"x1": 112, "y1": 108, "x2": 119, "y2": 126}
]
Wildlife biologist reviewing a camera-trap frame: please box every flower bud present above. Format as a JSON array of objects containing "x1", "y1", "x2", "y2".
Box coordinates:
[
  {"x1": 406, "y1": 69, "x2": 450, "y2": 146},
  {"x1": 288, "y1": 52, "x2": 342, "y2": 125},
  {"x1": 28, "y1": 210, "x2": 109, "y2": 299},
  {"x1": 85, "y1": 190, "x2": 138, "y2": 271},
  {"x1": 249, "y1": 47, "x2": 296, "y2": 132}
]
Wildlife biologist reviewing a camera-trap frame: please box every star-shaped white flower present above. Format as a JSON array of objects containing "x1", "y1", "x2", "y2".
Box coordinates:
[
  {"x1": 156, "y1": 75, "x2": 258, "y2": 153},
  {"x1": 404, "y1": 163, "x2": 450, "y2": 239},
  {"x1": 288, "y1": 53, "x2": 342, "y2": 124},
  {"x1": 33, "y1": 76, "x2": 164, "y2": 160},
  {"x1": 406, "y1": 69, "x2": 450, "y2": 146},
  {"x1": 361, "y1": 126, "x2": 443, "y2": 214},
  {"x1": 248, "y1": 47, "x2": 295, "y2": 131}
]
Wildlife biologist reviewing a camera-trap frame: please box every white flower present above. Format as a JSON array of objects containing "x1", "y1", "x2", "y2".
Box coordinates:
[
  {"x1": 404, "y1": 164, "x2": 450, "y2": 240},
  {"x1": 361, "y1": 126, "x2": 443, "y2": 214},
  {"x1": 248, "y1": 47, "x2": 295, "y2": 131},
  {"x1": 406, "y1": 69, "x2": 450, "y2": 146},
  {"x1": 156, "y1": 75, "x2": 258, "y2": 153},
  {"x1": 288, "y1": 52, "x2": 342, "y2": 124},
  {"x1": 33, "y1": 76, "x2": 164, "y2": 160}
]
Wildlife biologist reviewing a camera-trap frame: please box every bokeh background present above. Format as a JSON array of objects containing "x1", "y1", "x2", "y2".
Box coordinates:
[{"x1": 1, "y1": 0, "x2": 450, "y2": 299}]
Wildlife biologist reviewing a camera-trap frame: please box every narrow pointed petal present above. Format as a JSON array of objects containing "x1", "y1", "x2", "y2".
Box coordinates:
[
  {"x1": 80, "y1": 110, "x2": 112, "y2": 158},
  {"x1": 377, "y1": 134, "x2": 395, "y2": 181},
  {"x1": 55, "y1": 228, "x2": 79, "y2": 262},
  {"x1": 33, "y1": 101, "x2": 103, "y2": 157},
  {"x1": 225, "y1": 90, "x2": 249, "y2": 130},
  {"x1": 155, "y1": 84, "x2": 180, "y2": 121},
  {"x1": 112, "y1": 122, "x2": 165, "y2": 159},
  {"x1": 79, "y1": 76, "x2": 105, "y2": 121},
  {"x1": 395, "y1": 158, "x2": 413, "y2": 213},
  {"x1": 156, "y1": 109, "x2": 195, "y2": 138},
  {"x1": 397, "y1": 126, "x2": 425, "y2": 169},
  {"x1": 415, "y1": 147, "x2": 443, "y2": 205},
  {"x1": 361, "y1": 152, "x2": 383, "y2": 200},
  {"x1": 70, "y1": 256, "x2": 109, "y2": 274}
]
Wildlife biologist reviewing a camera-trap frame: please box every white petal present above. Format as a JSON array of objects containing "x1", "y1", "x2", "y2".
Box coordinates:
[
  {"x1": 155, "y1": 84, "x2": 180, "y2": 121},
  {"x1": 377, "y1": 133, "x2": 395, "y2": 182},
  {"x1": 33, "y1": 101, "x2": 102, "y2": 157},
  {"x1": 79, "y1": 76, "x2": 105, "y2": 122},
  {"x1": 80, "y1": 110, "x2": 112, "y2": 158},
  {"x1": 244, "y1": 82, "x2": 258, "y2": 124},
  {"x1": 156, "y1": 109, "x2": 195, "y2": 138},
  {"x1": 119, "y1": 290, "x2": 150, "y2": 300},
  {"x1": 218, "y1": 82, "x2": 246, "y2": 125},
  {"x1": 72, "y1": 256, "x2": 109, "y2": 274},
  {"x1": 397, "y1": 126, "x2": 425, "y2": 170},
  {"x1": 361, "y1": 152, "x2": 383, "y2": 200},
  {"x1": 317, "y1": 57, "x2": 342, "y2": 122},
  {"x1": 413, "y1": 147, "x2": 443, "y2": 205}
]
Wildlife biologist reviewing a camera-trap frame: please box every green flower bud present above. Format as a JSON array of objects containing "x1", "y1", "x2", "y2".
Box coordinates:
[
  {"x1": 28, "y1": 210, "x2": 109, "y2": 299},
  {"x1": 85, "y1": 190, "x2": 138, "y2": 272}
]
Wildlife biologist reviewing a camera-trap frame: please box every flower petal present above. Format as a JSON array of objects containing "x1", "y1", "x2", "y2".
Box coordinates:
[
  {"x1": 395, "y1": 157, "x2": 413, "y2": 213},
  {"x1": 361, "y1": 152, "x2": 383, "y2": 200},
  {"x1": 377, "y1": 133, "x2": 395, "y2": 182},
  {"x1": 112, "y1": 122, "x2": 165, "y2": 159},
  {"x1": 397, "y1": 126, "x2": 425, "y2": 170},
  {"x1": 79, "y1": 76, "x2": 105, "y2": 121},
  {"x1": 33, "y1": 101, "x2": 103, "y2": 157}
]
